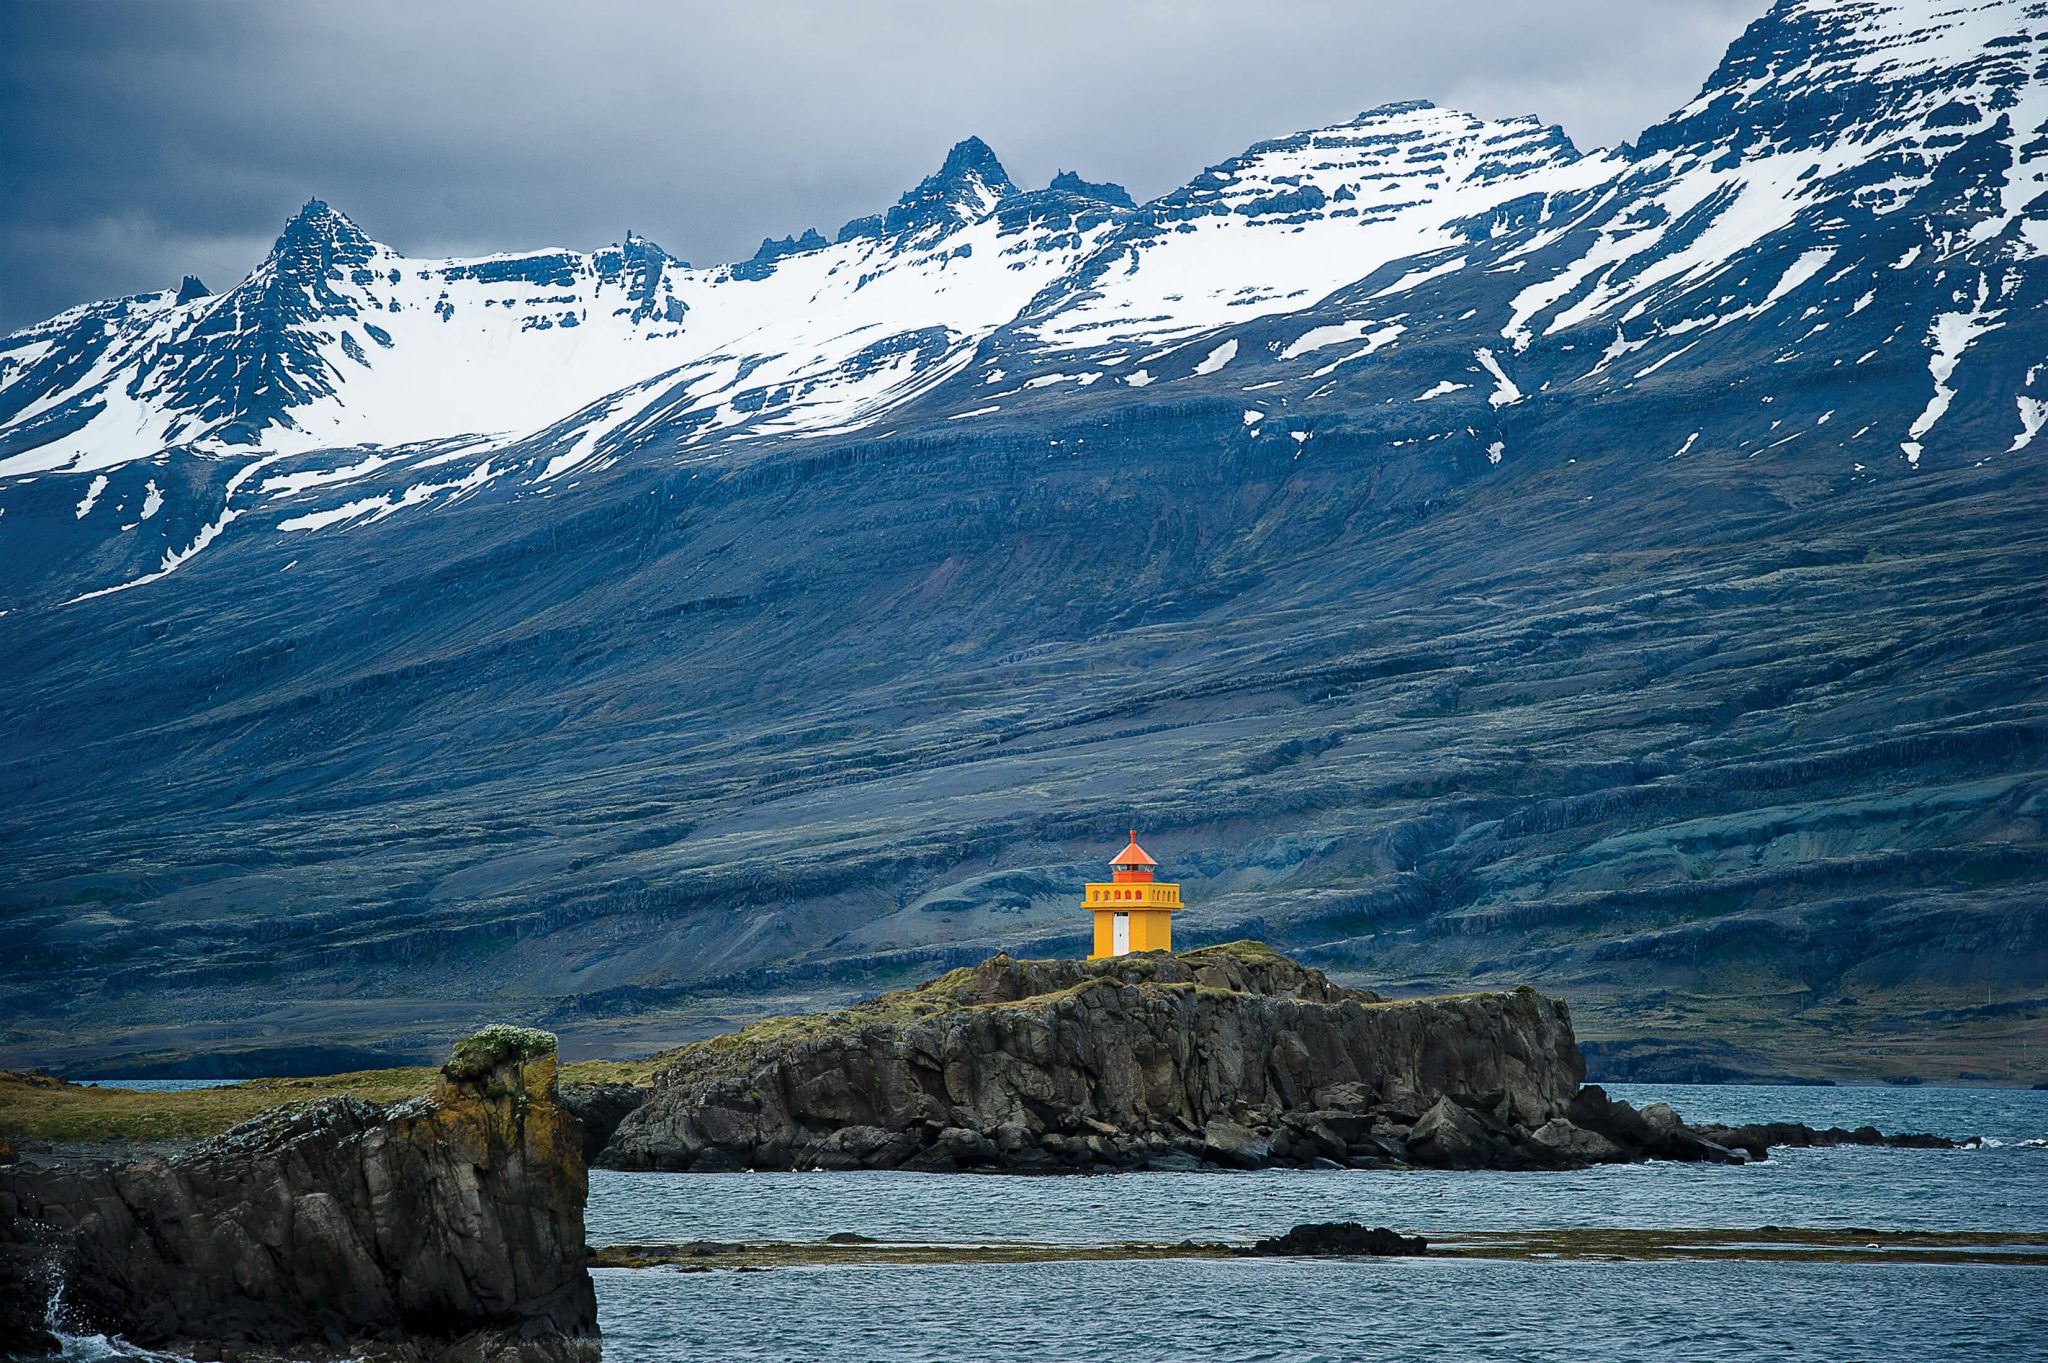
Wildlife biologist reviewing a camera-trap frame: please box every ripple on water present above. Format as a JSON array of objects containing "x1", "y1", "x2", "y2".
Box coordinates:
[
  {"x1": 586, "y1": 1086, "x2": 2047, "y2": 1245},
  {"x1": 594, "y1": 1258, "x2": 2048, "y2": 1363}
]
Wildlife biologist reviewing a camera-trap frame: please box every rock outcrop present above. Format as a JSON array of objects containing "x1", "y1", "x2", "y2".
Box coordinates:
[
  {"x1": 599, "y1": 946, "x2": 1954, "y2": 1173},
  {"x1": 1247, "y1": 1223, "x2": 1427, "y2": 1257},
  {"x1": 0, "y1": 1026, "x2": 597, "y2": 1361},
  {"x1": 603, "y1": 944, "x2": 1606, "y2": 1173},
  {"x1": 555, "y1": 1081, "x2": 651, "y2": 1164},
  {"x1": 1691, "y1": 1118, "x2": 1959, "y2": 1157}
]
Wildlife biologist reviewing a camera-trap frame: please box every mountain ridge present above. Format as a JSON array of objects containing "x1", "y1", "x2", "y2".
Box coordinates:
[{"x1": 1, "y1": 0, "x2": 2043, "y2": 1081}]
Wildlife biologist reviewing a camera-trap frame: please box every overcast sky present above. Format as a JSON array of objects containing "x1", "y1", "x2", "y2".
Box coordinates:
[{"x1": 0, "y1": 0, "x2": 1764, "y2": 333}]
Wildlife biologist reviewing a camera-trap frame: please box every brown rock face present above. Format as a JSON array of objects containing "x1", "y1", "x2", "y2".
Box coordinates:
[
  {"x1": 0, "y1": 1042, "x2": 596, "y2": 1361},
  {"x1": 601, "y1": 944, "x2": 1589, "y2": 1173}
]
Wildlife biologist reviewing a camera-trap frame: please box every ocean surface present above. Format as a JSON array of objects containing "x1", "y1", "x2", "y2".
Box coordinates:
[
  {"x1": 71, "y1": 1079, "x2": 245, "y2": 1093},
  {"x1": 38, "y1": 1084, "x2": 2048, "y2": 1362}
]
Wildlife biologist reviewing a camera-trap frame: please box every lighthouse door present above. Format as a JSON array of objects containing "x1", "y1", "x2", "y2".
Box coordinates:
[{"x1": 1112, "y1": 912, "x2": 1130, "y2": 955}]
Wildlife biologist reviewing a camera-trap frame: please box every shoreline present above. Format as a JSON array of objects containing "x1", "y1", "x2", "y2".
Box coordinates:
[{"x1": 591, "y1": 1227, "x2": 2048, "y2": 1271}]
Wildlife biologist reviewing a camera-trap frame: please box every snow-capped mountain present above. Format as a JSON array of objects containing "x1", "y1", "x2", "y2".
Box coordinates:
[
  {"x1": 1011, "y1": 101, "x2": 1601, "y2": 357},
  {"x1": 1, "y1": 0, "x2": 2044, "y2": 609},
  {"x1": 0, "y1": 136, "x2": 1132, "y2": 479},
  {"x1": 0, "y1": 138, "x2": 1135, "y2": 597},
  {"x1": 0, "y1": 204, "x2": 692, "y2": 470},
  {"x1": 6, "y1": 0, "x2": 2048, "y2": 1080},
  {"x1": 966, "y1": 0, "x2": 2048, "y2": 466}
]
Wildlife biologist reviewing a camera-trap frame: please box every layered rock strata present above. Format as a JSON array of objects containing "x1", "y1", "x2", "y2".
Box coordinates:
[
  {"x1": 0, "y1": 1027, "x2": 597, "y2": 1361},
  {"x1": 603, "y1": 944, "x2": 1614, "y2": 1172}
]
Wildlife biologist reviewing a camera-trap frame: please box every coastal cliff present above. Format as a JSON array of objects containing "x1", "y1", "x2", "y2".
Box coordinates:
[
  {"x1": 0, "y1": 1027, "x2": 597, "y2": 1361},
  {"x1": 602, "y1": 943, "x2": 1618, "y2": 1172}
]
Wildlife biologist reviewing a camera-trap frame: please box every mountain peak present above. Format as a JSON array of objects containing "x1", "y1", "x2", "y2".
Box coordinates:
[
  {"x1": 936, "y1": 135, "x2": 1012, "y2": 188},
  {"x1": 1634, "y1": 0, "x2": 2036, "y2": 159},
  {"x1": 616, "y1": 229, "x2": 684, "y2": 266},
  {"x1": 175, "y1": 275, "x2": 210, "y2": 304},
  {"x1": 1352, "y1": 98, "x2": 1440, "y2": 122},
  {"x1": 269, "y1": 198, "x2": 376, "y2": 268},
  {"x1": 880, "y1": 136, "x2": 1019, "y2": 236}
]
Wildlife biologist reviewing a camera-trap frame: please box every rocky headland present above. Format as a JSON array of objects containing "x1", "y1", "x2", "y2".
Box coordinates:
[
  {"x1": 0, "y1": 1027, "x2": 597, "y2": 1361},
  {"x1": 600, "y1": 943, "x2": 1945, "y2": 1174}
]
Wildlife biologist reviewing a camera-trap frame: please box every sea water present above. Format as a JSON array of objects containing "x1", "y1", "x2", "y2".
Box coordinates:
[
  {"x1": 585, "y1": 1084, "x2": 2048, "y2": 1244},
  {"x1": 32, "y1": 1085, "x2": 2048, "y2": 1362},
  {"x1": 588, "y1": 1085, "x2": 2048, "y2": 1362},
  {"x1": 68, "y1": 1079, "x2": 245, "y2": 1093}
]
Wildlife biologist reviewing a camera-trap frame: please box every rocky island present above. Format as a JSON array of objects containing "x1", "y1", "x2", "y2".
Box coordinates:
[{"x1": 601, "y1": 943, "x2": 1927, "y2": 1173}]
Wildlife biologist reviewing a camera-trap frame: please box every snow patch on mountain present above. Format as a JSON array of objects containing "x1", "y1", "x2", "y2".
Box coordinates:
[
  {"x1": 1195, "y1": 339, "x2": 1238, "y2": 375},
  {"x1": 1475, "y1": 348, "x2": 1524, "y2": 407},
  {"x1": 74, "y1": 474, "x2": 108, "y2": 519},
  {"x1": 1904, "y1": 273, "x2": 2006, "y2": 463}
]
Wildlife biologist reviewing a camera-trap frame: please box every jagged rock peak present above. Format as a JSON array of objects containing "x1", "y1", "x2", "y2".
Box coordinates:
[
  {"x1": 750, "y1": 227, "x2": 830, "y2": 261},
  {"x1": 731, "y1": 226, "x2": 831, "y2": 280},
  {"x1": 262, "y1": 198, "x2": 378, "y2": 287},
  {"x1": 934, "y1": 134, "x2": 1015, "y2": 190},
  {"x1": 609, "y1": 228, "x2": 687, "y2": 270},
  {"x1": 1048, "y1": 170, "x2": 1136, "y2": 208},
  {"x1": 174, "y1": 275, "x2": 209, "y2": 303},
  {"x1": 593, "y1": 231, "x2": 688, "y2": 319},
  {"x1": 619, "y1": 228, "x2": 669, "y2": 256},
  {"x1": 881, "y1": 135, "x2": 1020, "y2": 235},
  {"x1": 272, "y1": 197, "x2": 374, "y2": 252}
]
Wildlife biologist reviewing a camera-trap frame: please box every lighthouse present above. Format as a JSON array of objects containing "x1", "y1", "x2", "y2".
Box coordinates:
[{"x1": 1084, "y1": 830, "x2": 1182, "y2": 958}]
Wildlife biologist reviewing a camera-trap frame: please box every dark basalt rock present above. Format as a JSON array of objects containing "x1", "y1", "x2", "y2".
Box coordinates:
[
  {"x1": 556, "y1": 1080, "x2": 652, "y2": 1164},
  {"x1": 1566, "y1": 1085, "x2": 1748, "y2": 1164},
  {"x1": 1564, "y1": 1088, "x2": 1963, "y2": 1163},
  {"x1": 1693, "y1": 1121, "x2": 1960, "y2": 1158},
  {"x1": 0, "y1": 1034, "x2": 597, "y2": 1361},
  {"x1": 1247, "y1": 1222, "x2": 1427, "y2": 1257},
  {"x1": 601, "y1": 944, "x2": 1594, "y2": 1173},
  {"x1": 600, "y1": 947, "x2": 1958, "y2": 1175}
]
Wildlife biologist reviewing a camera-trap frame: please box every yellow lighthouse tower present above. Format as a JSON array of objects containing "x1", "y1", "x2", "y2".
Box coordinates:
[{"x1": 1085, "y1": 830, "x2": 1182, "y2": 958}]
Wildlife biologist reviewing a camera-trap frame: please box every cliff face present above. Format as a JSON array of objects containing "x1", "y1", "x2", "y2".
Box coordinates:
[
  {"x1": 0, "y1": 1029, "x2": 596, "y2": 1361},
  {"x1": 602, "y1": 944, "x2": 1591, "y2": 1173}
]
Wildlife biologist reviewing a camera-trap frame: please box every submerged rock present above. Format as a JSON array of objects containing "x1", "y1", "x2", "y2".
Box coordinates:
[
  {"x1": 1247, "y1": 1223, "x2": 1427, "y2": 1257},
  {"x1": 602, "y1": 943, "x2": 1591, "y2": 1173},
  {"x1": 0, "y1": 1031, "x2": 597, "y2": 1361}
]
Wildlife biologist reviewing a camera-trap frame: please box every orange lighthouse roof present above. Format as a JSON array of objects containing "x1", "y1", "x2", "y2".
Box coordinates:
[{"x1": 1110, "y1": 830, "x2": 1157, "y2": 867}]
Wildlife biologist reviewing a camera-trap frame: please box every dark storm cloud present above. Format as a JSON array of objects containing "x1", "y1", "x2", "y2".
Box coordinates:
[{"x1": 0, "y1": 0, "x2": 1764, "y2": 332}]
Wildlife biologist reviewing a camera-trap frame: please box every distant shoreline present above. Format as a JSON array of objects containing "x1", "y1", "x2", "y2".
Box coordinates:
[{"x1": 588, "y1": 1227, "x2": 2048, "y2": 1270}]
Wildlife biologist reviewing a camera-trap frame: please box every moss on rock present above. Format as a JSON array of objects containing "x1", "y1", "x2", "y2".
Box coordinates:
[{"x1": 443, "y1": 1025, "x2": 559, "y2": 1083}]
